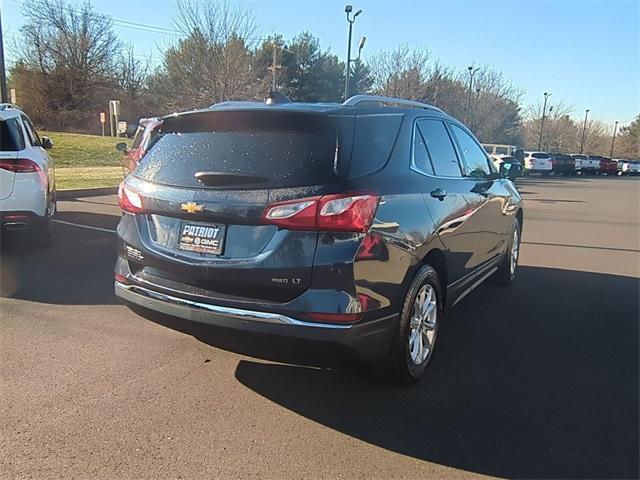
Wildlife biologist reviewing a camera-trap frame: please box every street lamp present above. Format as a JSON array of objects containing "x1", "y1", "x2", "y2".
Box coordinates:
[
  {"x1": 580, "y1": 109, "x2": 590, "y2": 154},
  {"x1": 610, "y1": 120, "x2": 619, "y2": 158},
  {"x1": 538, "y1": 92, "x2": 551, "y2": 151},
  {"x1": 344, "y1": 5, "x2": 363, "y2": 99},
  {"x1": 465, "y1": 66, "x2": 479, "y2": 123}
]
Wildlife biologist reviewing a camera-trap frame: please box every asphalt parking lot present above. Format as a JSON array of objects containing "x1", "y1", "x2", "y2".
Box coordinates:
[{"x1": 1, "y1": 176, "x2": 638, "y2": 479}]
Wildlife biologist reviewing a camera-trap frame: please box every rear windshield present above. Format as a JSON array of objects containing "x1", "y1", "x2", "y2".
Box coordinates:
[
  {"x1": 135, "y1": 111, "x2": 339, "y2": 189},
  {"x1": 571, "y1": 155, "x2": 587, "y2": 159},
  {"x1": 532, "y1": 153, "x2": 549, "y2": 159},
  {"x1": 0, "y1": 118, "x2": 26, "y2": 151}
]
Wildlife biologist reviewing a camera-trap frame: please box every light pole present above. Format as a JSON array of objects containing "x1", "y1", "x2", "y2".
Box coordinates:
[
  {"x1": 538, "y1": 92, "x2": 551, "y2": 150},
  {"x1": 610, "y1": 121, "x2": 618, "y2": 158},
  {"x1": 344, "y1": 5, "x2": 362, "y2": 100},
  {"x1": 465, "y1": 66, "x2": 479, "y2": 123},
  {"x1": 580, "y1": 109, "x2": 590, "y2": 154}
]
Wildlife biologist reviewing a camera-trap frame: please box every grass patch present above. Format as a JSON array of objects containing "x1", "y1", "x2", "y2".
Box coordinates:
[
  {"x1": 41, "y1": 131, "x2": 129, "y2": 168},
  {"x1": 55, "y1": 166, "x2": 124, "y2": 190}
]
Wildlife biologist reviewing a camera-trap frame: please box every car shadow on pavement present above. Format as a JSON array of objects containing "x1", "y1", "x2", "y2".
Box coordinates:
[
  {"x1": 0, "y1": 212, "x2": 120, "y2": 305},
  {"x1": 229, "y1": 266, "x2": 639, "y2": 479}
]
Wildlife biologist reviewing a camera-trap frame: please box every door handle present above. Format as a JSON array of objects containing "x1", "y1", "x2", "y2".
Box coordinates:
[{"x1": 430, "y1": 188, "x2": 447, "y2": 200}]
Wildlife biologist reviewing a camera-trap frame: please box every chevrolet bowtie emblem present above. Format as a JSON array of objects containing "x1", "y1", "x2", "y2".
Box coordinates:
[{"x1": 181, "y1": 202, "x2": 205, "y2": 214}]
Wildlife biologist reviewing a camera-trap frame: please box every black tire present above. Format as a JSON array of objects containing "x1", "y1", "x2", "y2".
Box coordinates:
[
  {"x1": 31, "y1": 196, "x2": 55, "y2": 248},
  {"x1": 492, "y1": 217, "x2": 521, "y2": 286},
  {"x1": 375, "y1": 265, "x2": 443, "y2": 385}
]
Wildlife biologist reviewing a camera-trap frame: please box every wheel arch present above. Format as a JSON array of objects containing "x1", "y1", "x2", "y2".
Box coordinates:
[
  {"x1": 419, "y1": 248, "x2": 448, "y2": 305},
  {"x1": 516, "y1": 208, "x2": 524, "y2": 231}
]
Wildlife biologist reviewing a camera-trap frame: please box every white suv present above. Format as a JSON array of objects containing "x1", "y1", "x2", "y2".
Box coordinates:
[
  {"x1": 523, "y1": 151, "x2": 553, "y2": 175},
  {"x1": 0, "y1": 104, "x2": 56, "y2": 246}
]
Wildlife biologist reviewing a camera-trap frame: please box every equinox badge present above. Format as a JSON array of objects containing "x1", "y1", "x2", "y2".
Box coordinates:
[{"x1": 181, "y1": 202, "x2": 205, "y2": 214}]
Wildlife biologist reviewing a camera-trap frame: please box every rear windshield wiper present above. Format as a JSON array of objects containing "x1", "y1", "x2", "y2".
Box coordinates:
[{"x1": 194, "y1": 172, "x2": 269, "y2": 187}]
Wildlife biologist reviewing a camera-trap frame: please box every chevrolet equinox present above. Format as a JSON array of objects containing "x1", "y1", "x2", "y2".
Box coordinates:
[{"x1": 114, "y1": 94, "x2": 523, "y2": 384}]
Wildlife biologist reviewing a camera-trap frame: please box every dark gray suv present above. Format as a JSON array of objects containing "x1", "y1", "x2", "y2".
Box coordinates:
[{"x1": 114, "y1": 94, "x2": 523, "y2": 383}]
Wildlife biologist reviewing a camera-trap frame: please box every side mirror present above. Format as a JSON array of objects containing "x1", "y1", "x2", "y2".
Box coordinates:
[
  {"x1": 41, "y1": 136, "x2": 53, "y2": 149},
  {"x1": 115, "y1": 142, "x2": 128, "y2": 153},
  {"x1": 500, "y1": 162, "x2": 522, "y2": 180}
]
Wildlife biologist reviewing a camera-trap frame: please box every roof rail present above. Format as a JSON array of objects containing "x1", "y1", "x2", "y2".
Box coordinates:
[
  {"x1": 0, "y1": 103, "x2": 20, "y2": 111},
  {"x1": 343, "y1": 95, "x2": 444, "y2": 113}
]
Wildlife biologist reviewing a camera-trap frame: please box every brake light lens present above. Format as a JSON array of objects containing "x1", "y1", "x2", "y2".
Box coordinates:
[
  {"x1": 118, "y1": 182, "x2": 144, "y2": 213},
  {"x1": 262, "y1": 192, "x2": 380, "y2": 233},
  {"x1": 0, "y1": 158, "x2": 47, "y2": 187}
]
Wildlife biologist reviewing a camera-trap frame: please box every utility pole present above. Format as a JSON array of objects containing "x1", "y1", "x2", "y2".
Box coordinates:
[
  {"x1": 538, "y1": 92, "x2": 551, "y2": 151},
  {"x1": 344, "y1": 5, "x2": 362, "y2": 100},
  {"x1": 0, "y1": 9, "x2": 8, "y2": 103},
  {"x1": 580, "y1": 109, "x2": 590, "y2": 154},
  {"x1": 465, "y1": 66, "x2": 479, "y2": 124},
  {"x1": 267, "y1": 42, "x2": 281, "y2": 92},
  {"x1": 610, "y1": 120, "x2": 618, "y2": 158}
]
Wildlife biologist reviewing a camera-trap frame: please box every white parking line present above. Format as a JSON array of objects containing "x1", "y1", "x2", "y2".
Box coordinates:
[{"x1": 52, "y1": 219, "x2": 116, "y2": 234}]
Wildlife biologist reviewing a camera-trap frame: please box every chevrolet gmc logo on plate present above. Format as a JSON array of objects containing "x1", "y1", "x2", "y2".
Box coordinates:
[
  {"x1": 181, "y1": 202, "x2": 205, "y2": 214},
  {"x1": 179, "y1": 223, "x2": 226, "y2": 255}
]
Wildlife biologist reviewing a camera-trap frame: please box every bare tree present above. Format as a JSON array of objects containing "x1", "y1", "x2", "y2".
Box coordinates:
[
  {"x1": 14, "y1": 0, "x2": 120, "y2": 129},
  {"x1": 370, "y1": 45, "x2": 431, "y2": 100},
  {"x1": 116, "y1": 45, "x2": 149, "y2": 98},
  {"x1": 154, "y1": 0, "x2": 261, "y2": 108}
]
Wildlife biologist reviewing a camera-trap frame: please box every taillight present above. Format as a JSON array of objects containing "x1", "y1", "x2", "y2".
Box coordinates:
[
  {"x1": 0, "y1": 158, "x2": 47, "y2": 186},
  {"x1": 118, "y1": 182, "x2": 144, "y2": 213},
  {"x1": 262, "y1": 192, "x2": 380, "y2": 233}
]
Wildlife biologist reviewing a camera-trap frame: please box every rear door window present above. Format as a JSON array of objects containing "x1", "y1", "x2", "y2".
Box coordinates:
[
  {"x1": 135, "y1": 111, "x2": 339, "y2": 189},
  {"x1": 412, "y1": 125, "x2": 434, "y2": 175},
  {"x1": 130, "y1": 126, "x2": 145, "y2": 149},
  {"x1": 21, "y1": 116, "x2": 41, "y2": 146},
  {"x1": 0, "y1": 118, "x2": 26, "y2": 151},
  {"x1": 416, "y1": 119, "x2": 462, "y2": 177},
  {"x1": 449, "y1": 124, "x2": 492, "y2": 178}
]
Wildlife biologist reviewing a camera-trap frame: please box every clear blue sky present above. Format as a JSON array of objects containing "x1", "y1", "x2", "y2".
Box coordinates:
[{"x1": 2, "y1": 0, "x2": 639, "y2": 126}]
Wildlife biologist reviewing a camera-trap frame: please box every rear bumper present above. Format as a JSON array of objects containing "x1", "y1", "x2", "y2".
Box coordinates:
[
  {"x1": 0, "y1": 210, "x2": 45, "y2": 230},
  {"x1": 115, "y1": 281, "x2": 398, "y2": 361}
]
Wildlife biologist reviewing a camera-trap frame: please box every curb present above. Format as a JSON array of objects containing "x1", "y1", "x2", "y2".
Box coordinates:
[{"x1": 57, "y1": 186, "x2": 118, "y2": 199}]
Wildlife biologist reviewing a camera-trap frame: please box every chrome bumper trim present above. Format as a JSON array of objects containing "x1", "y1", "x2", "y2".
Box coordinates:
[{"x1": 115, "y1": 281, "x2": 352, "y2": 330}]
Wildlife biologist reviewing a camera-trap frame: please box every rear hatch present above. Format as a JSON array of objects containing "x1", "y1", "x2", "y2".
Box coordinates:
[
  {"x1": 123, "y1": 109, "x2": 353, "y2": 303},
  {"x1": 551, "y1": 154, "x2": 573, "y2": 168},
  {"x1": 0, "y1": 117, "x2": 26, "y2": 200},
  {"x1": 0, "y1": 151, "x2": 18, "y2": 200},
  {"x1": 528, "y1": 153, "x2": 552, "y2": 170}
]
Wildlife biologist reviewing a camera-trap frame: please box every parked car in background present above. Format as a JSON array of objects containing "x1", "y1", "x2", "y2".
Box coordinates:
[
  {"x1": 616, "y1": 159, "x2": 640, "y2": 176},
  {"x1": 490, "y1": 155, "x2": 522, "y2": 178},
  {"x1": 483, "y1": 143, "x2": 519, "y2": 156},
  {"x1": 114, "y1": 94, "x2": 524, "y2": 384},
  {"x1": 0, "y1": 103, "x2": 56, "y2": 247},
  {"x1": 117, "y1": 117, "x2": 162, "y2": 176},
  {"x1": 570, "y1": 154, "x2": 586, "y2": 174},
  {"x1": 549, "y1": 153, "x2": 576, "y2": 176},
  {"x1": 571, "y1": 154, "x2": 599, "y2": 175},
  {"x1": 523, "y1": 151, "x2": 553, "y2": 175},
  {"x1": 597, "y1": 156, "x2": 618, "y2": 175}
]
